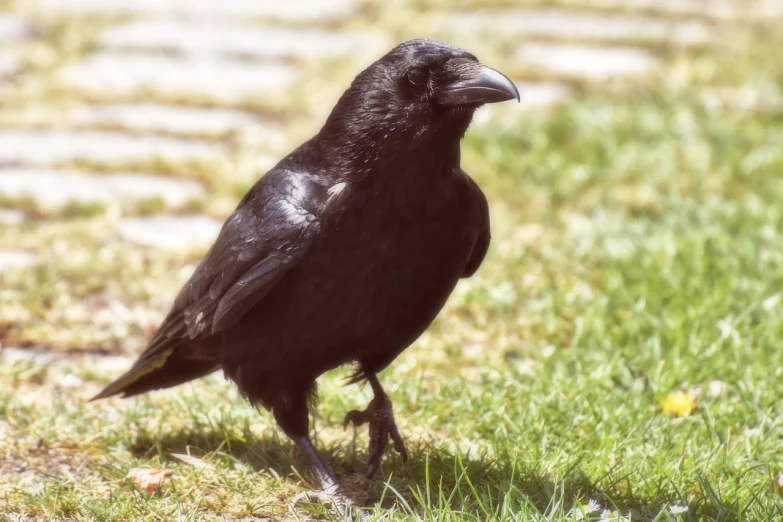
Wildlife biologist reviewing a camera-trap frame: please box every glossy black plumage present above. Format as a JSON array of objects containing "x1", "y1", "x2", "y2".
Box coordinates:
[{"x1": 94, "y1": 39, "x2": 518, "y2": 499}]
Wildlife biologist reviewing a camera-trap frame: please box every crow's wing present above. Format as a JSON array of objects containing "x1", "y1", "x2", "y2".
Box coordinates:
[
  {"x1": 459, "y1": 169, "x2": 490, "y2": 278},
  {"x1": 175, "y1": 172, "x2": 319, "y2": 338},
  {"x1": 92, "y1": 169, "x2": 321, "y2": 399}
]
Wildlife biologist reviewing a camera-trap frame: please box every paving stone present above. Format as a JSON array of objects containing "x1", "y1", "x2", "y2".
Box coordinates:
[
  {"x1": 0, "y1": 14, "x2": 35, "y2": 43},
  {"x1": 0, "y1": 53, "x2": 19, "y2": 80},
  {"x1": 761, "y1": 0, "x2": 783, "y2": 16},
  {"x1": 101, "y1": 20, "x2": 384, "y2": 60},
  {"x1": 0, "y1": 168, "x2": 205, "y2": 208},
  {"x1": 60, "y1": 53, "x2": 297, "y2": 102},
  {"x1": 0, "y1": 209, "x2": 25, "y2": 224},
  {"x1": 0, "y1": 130, "x2": 222, "y2": 165},
  {"x1": 513, "y1": 82, "x2": 572, "y2": 109},
  {"x1": 0, "y1": 346, "x2": 132, "y2": 372},
  {"x1": 473, "y1": 82, "x2": 572, "y2": 124},
  {"x1": 32, "y1": 0, "x2": 357, "y2": 21},
  {"x1": 624, "y1": 0, "x2": 782, "y2": 19},
  {"x1": 0, "y1": 251, "x2": 36, "y2": 272},
  {"x1": 0, "y1": 346, "x2": 59, "y2": 365},
  {"x1": 515, "y1": 44, "x2": 659, "y2": 80},
  {"x1": 566, "y1": 0, "x2": 740, "y2": 19},
  {"x1": 441, "y1": 9, "x2": 710, "y2": 46},
  {"x1": 69, "y1": 104, "x2": 264, "y2": 136},
  {"x1": 117, "y1": 215, "x2": 223, "y2": 250}
]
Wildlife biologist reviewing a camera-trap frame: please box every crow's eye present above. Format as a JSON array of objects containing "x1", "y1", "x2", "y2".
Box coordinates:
[{"x1": 406, "y1": 68, "x2": 427, "y2": 87}]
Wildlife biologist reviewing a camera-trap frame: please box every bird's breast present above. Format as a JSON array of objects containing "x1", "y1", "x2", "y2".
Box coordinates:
[
  {"x1": 299, "y1": 175, "x2": 476, "y2": 336},
  {"x1": 226, "y1": 172, "x2": 482, "y2": 375}
]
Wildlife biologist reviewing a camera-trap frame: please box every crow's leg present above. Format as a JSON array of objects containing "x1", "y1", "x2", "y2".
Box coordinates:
[
  {"x1": 343, "y1": 373, "x2": 408, "y2": 478},
  {"x1": 273, "y1": 387, "x2": 354, "y2": 517},
  {"x1": 289, "y1": 436, "x2": 357, "y2": 516}
]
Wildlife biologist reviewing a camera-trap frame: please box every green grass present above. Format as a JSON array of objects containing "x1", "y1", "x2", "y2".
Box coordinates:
[
  {"x1": 4, "y1": 95, "x2": 783, "y2": 519},
  {"x1": 3, "y1": 0, "x2": 783, "y2": 521}
]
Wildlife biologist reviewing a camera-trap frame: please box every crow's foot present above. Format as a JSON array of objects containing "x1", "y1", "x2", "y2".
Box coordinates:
[
  {"x1": 290, "y1": 435, "x2": 364, "y2": 519},
  {"x1": 290, "y1": 484, "x2": 362, "y2": 520},
  {"x1": 343, "y1": 381, "x2": 408, "y2": 478}
]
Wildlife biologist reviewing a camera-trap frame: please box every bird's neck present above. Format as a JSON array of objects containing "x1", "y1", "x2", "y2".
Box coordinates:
[{"x1": 315, "y1": 124, "x2": 464, "y2": 182}]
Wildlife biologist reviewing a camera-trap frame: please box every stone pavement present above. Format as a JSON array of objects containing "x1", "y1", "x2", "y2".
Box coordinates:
[{"x1": 0, "y1": 0, "x2": 780, "y2": 354}]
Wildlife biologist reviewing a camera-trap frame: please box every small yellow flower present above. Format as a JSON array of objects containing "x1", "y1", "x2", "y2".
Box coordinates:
[{"x1": 660, "y1": 391, "x2": 698, "y2": 418}]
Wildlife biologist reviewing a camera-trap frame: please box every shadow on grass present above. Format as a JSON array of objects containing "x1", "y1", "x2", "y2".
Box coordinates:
[{"x1": 120, "y1": 419, "x2": 767, "y2": 521}]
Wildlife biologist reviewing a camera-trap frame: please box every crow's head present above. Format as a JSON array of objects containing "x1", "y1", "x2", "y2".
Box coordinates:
[{"x1": 321, "y1": 39, "x2": 519, "y2": 153}]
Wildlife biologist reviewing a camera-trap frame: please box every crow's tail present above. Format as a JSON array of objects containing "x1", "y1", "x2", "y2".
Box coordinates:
[{"x1": 91, "y1": 338, "x2": 220, "y2": 401}]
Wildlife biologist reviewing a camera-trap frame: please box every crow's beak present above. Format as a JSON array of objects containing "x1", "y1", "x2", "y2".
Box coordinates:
[{"x1": 437, "y1": 65, "x2": 520, "y2": 107}]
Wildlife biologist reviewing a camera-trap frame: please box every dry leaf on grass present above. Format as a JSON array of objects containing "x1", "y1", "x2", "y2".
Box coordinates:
[
  {"x1": 127, "y1": 467, "x2": 173, "y2": 493},
  {"x1": 168, "y1": 452, "x2": 212, "y2": 469},
  {"x1": 773, "y1": 472, "x2": 783, "y2": 495}
]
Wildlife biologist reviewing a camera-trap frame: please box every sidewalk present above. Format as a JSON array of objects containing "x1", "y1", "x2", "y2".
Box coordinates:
[{"x1": 0, "y1": 0, "x2": 780, "y2": 356}]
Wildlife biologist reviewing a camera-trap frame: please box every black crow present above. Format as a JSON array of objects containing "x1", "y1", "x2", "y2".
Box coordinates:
[{"x1": 93, "y1": 38, "x2": 518, "y2": 509}]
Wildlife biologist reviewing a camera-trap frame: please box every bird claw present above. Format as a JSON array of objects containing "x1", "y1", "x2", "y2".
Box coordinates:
[
  {"x1": 343, "y1": 393, "x2": 409, "y2": 478},
  {"x1": 343, "y1": 408, "x2": 373, "y2": 429},
  {"x1": 290, "y1": 483, "x2": 364, "y2": 520}
]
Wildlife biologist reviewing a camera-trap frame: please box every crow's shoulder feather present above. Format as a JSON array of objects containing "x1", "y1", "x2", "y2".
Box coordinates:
[{"x1": 158, "y1": 169, "x2": 323, "y2": 343}]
